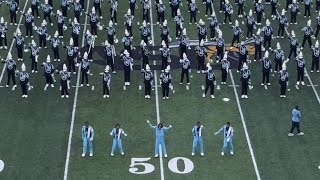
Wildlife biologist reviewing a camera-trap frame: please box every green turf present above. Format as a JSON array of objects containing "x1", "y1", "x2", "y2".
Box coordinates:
[{"x1": 1, "y1": 0, "x2": 320, "y2": 180}]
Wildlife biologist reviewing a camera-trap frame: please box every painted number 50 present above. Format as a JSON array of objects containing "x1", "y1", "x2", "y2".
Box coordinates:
[{"x1": 129, "y1": 157, "x2": 194, "y2": 175}]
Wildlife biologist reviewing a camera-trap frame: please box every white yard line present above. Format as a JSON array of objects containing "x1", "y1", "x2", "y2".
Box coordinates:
[
  {"x1": 229, "y1": 70, "x2": 261, "y2": 180},
  {"x1": 0, "y1": 0, "x2": 29, "y2": 84},
  {"x1": 63, "y1": 0, "x2": 91, "y2": 179},
  {"x1": 211, "y1": 3, "x2": 261, "y2": 180},
  {"x1": 275, "y1": 9, "x2": 320, "y2": 104},
  {"x1": 149, "y1": 1, "x2": 164, "y2": 180}
]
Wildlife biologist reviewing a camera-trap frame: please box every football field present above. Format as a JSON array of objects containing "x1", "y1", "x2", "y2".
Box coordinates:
[{"x1": 0, "y1": 0, "x2": 320, "y2": 180}]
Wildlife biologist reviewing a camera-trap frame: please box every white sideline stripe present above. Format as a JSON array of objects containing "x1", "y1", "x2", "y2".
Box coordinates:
[
  {"x1": 276, "y1": 9, "x2": 320, "y2": 104},
  {"x1": 63, "y1": 0, "x2": 91, "y2": 180},
  {"x1": 212, "y1": 2, "x2": 261, "y2": 179},
  {"x1": 230, "y1": 70, "x2": 262, "y2": 180},
  {"x1": 149, "y1": 1, "x2": 164, "y2": 180},
  {"x1": 0, "y1": 0, "x2": 29, "y2": 84}
]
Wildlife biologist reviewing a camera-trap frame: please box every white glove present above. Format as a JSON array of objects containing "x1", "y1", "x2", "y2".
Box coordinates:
[
  {"x1": 110, "y1": 132, "x2": 113, "y2": 136},
  {"x1": 169, "y1": 125, "x2": 172, "y2": 128},
  {"x1": 90, "y1": 138, "x2": 93, "y2": 141},
  {"x1": 226, "y1": 137, "x2": 230, "y2": 142},
  {"x1": 147, "y1": 120, "x2": 150, "y2": 124},
  {"x1": 124, "y1": 133, "x2": 128, "y2": 136},
  {"x1": 214, "y1": 132, "x2": 218, "y2": 135}
]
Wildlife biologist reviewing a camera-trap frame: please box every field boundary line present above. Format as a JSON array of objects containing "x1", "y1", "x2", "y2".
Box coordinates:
[
  {"x1": 63, "y1": 0, "x2": 91, "y2": 179},
  {"x1": 0, "y1": 0, "x2": 29, "y2": 84},
  {"x1": 212, "y1": 3, "x2": 261, "y2": 180}
]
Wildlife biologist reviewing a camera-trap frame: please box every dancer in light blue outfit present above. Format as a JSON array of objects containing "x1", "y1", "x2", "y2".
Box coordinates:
[
  {"x1": 110, "y1": 124, "x2": 127, "y2": 156},
  {"x1": 147, "y1": 120, "x2": 172, "y2": 158},
  {"x1": 192, "y1": 122, "x2": 205, "y2": 157},
  {"x1": 81, "y1": 122, "x2": 94, "y2": 157},
  {"x1": 215, "y1": 122, "x2": 234, "y2": 156}
]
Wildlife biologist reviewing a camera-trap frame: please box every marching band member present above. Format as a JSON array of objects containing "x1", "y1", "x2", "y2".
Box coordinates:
[
  {"x1": 237, "y1": 41, "x2": 248, "y2": 72},
  {"x1": 207, "y1": 12, "x2": 218, "y2": 40},
  {"x1": 93, "y1": 0, "x2": 103, "y2": 19},
  {"x1": 205, "y1": 0, "x2": 213, "y2": 17},
  {"x1": 240, "y1": 62, "x2": 250, "y2": 99},
  {"x1": 160, "y1": 65, "x2": 172, "y2": 99},
  {"x1": 279, "y1": 63, "x2": 289, "y2": 98},
  {"x1": 100, "y1": 65, "x2": 111, "y2": 98},
  {"x1": 72, "y1": 0, "x2": 82, "y2": 22},
  {"x1": 288, "y1": 0, "x2": 299, "y2": 25},
  {"x1": 311, "y1": 40, "x2": 320, "y2": 72},
  {"x1": 29, "y1": 40, "x2": 40, "y2": 73},
  {"x1": 23, "y1": 8, "x2": 34, "y2": 38},
  {"x1": 195, "y1": 39, "x2": 207, "y2": 73},
  {"x1": 301, "y1": 20, "x2": 314, "y2": 49},
  {"x1": 1, "y1": 52, "x2": 16, "y2": 89},
  {"x1": 192, "y1": 122, "x2": 205, "y2": 157},
  {"x1": 31, "y1": 0, "x2": 40, "y2": 18},
  {"x1": 41, "y1": 55, "x2": 55, "y2": 90},
  {"x1": 174, "y1": 9, "x2": 184, "y2": 39},
  {"x1": 260, "y1": 51, "x2": 272, "y2": 86},
  {"x1": 303, "y1": 0, "x2": 312, "y2": 18},
  {"x1": 261, "y1": 19, "x2": 273, "y2": 50},
  {"x1": 270, "y1": 42, "x2": 284, "y2": 73},
  {"x1": 87, "y1": 7, "x2": 99, "y2": 37},
  {"x1": 81, "y1": 122, "x2": 94, "y2": 157},
  {"x1": 139, "y1": 20, "x2": 151, "y2": 45},
  {"x1": 16, "y1": 63, "x2": 31, "y2": 98},
  {"x1": 203, "y1": 63, "x2": 216, "y2": 98},
  {"x1": 230, "y1": 20, "x2": 242, "y2": 47},
  {"x1": 106, "y1": 20, "x2": 117, "y2": 45},
  {"x1": 169, "y1": 0, "x2": 180, "y2": 18},
  {"x1": 244, "y1": 9, "x2": 256, "y2": 38},
  {"x1": 55, "y1": 10, "x2": 66, "y2": 38},
  {"x1": 35, "y1": 20, "x2": 48, "y2": 49},
  {"x1": 142, "y1": 64, "x2": 154, "y2": 99},
  {"x1": 110, "y1": 0, "x2": 118, "y2": 25},
  {"x1": 197, "y1": 19, "x2": 207, "y2": 44},
  {"x1": 124, "y1": 9, "x2": 134, "y2": 37},
  {"x1": 214, "y1": 122, "x2": 234, "y2": 156},
  {"x1": 104, "y1": 40, "x2": 116, "y2": 73},
  {"x1": 270, "y1": 0, "x2": 279, "y2": 19},
  {"x1": 63, "y1": 38, "x2": 78, "y2": 74},
  {"x1": 179, "y1": 53, "x2": 191, "y2": 85},
  {"x1": 129, "y1": 0, "x2": 137, "y2": 16},
  {"x1": 287, "y1": 30, "x2": 299, "y2": 61},
  {"x1": 277, "y1": 9, "x2": 288, "y2": 38},
  {"x1": 110, "y1": 124, "x2": 127, "y2": 156},
  {"x1": 160, "y1": 20, "x2": 170, "y2": 46},
  {"x1": 237, "y1": 0, "x2": 244, "y2": 17},
  {"x1": 0, "y1": 17, "x2": 8, "y2": 49},
  {"x1": 221, "y1": 52, "x2": 230, "y2": 84},
  {"x1": 60, "y1": 0, "x2": 70, "y2": 18},
  {"x1": 14, "y1": 28, "x2": 25, "y2": 61},
  {"x1": 216, "y1": 30, "x2": 225, "y2": 62},
  {"x1": 159, "y1": 40, "x2": 170, "y2": 72},
  {"x1": 49, "y1": 31, "x2": 61, "y2": 61},
  {"x1": 80, "y1": 52, "x2": 92, "y2": 87},
  {"x1": 316, "y1": 12, "x2": 320, "y2": 38},
  {"x1": 295, "y1": 51, "x2": 305, "y2": 86},
  {"x1": 189, "y1": 0, "x2": 199, "y2": 24},
  {"x1": 147, "y1": 120, "x2": 172, "y2": 158},
  {"x1": 57, "y1": 64, "x2": 71, "y2": 98},
  {"x1": 121, "y1": 50, "x2": 134, "y2": 86},
  {"x1": 141, "y1": 0, "x2": 150, "y2": 24},
  {"x1": 40, "y1": 0, "x2": 53, "y2": 26},
  {"x1": 8, "y1": 0, "x2": 19, "y2": 25},
  {"x1": 179, "y1": 28, "x2": 190, "y2": 59},
  {"x1": 70, "y1": 18, "x2": 81, "y2": 47},
  {"x1": 85, "y1": 30, "x2": 95, "y2": 60},
  {"x1": 140, "y1": 40, "x2": 149, "y2": 70},
  {"x1": 253, "y1": 28, "x2": 263, "y2": 62},
  {"x1": 223, "y1": 0, "x2": 233, "y2": 25},
  {"x1": 157, "y1": 0, "x2": 166, "y2": 25},
  {"x1": 122, "y1": 29, "x2": 133, "y2": 55},
  {"x1": 255, "y1": 0, "x2": 264, "y2": 25}
]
